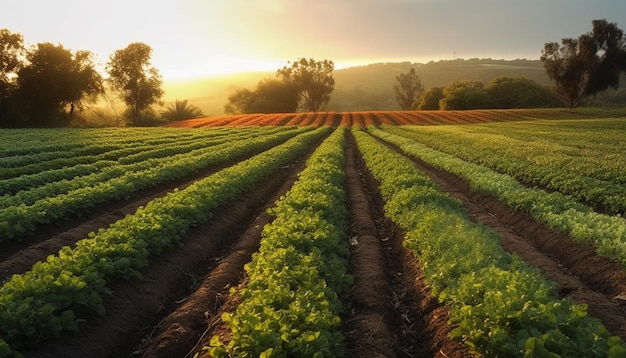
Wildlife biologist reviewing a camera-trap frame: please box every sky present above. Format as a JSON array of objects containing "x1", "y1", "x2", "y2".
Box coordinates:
[{"x1": 2, "y1": 0, "x2": 625, "y2": 80}]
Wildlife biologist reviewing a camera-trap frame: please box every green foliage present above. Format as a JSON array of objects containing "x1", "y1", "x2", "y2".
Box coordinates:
[
  {"x1": 106, "y1": 42, "x2": 164, "y2": 123},
  {"x1": 541, "y1": 19, "x2": 626, "y2": 109},
  {"x1": 355, "y1": 126, "x2": 626, "y2": 357},
  {"x1": 14, "y1": 43, "x2": 103, "y2": 127},
  {"x1": 210, "y1": 128, "x2": 350, "y2": 356},
  {"x1": 487, "y1": 76, "x2": 563, "y2": 108},
  {"x1": 224, "y1": 78, "x2": 299, "y2": 114},
  {"x1": 416, "y1": 86, "x2": 444, "y2": 110},
  {"x1": 0, "y1": 126, "x2": 328, "y2": 352},
  {"x1": 277, "y1": 58, "x2": 335, "y2": 112},
  {"x1": 439, "y1": 80, "x2": 495, "y2": 110},
  {"x1": 160, "y1": 99, "x2": 204, "y2": 121}
]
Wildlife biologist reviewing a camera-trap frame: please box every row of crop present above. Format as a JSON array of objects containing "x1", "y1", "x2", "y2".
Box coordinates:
[
  {"x1": 0, "y1": 127, "x2": 260, "y2": 195},
  {"x1": 387, "y1": 120, "x2": 626, "y2": 214},
  {"x1": 0, "y1": 126, "x2": 331, "y2": 355},
  {"x1": 0, "y1": 126, "x2": 309, "y2": 240},
  {"x1": 0, "y1": 127, "x2": 245, "y2": 178},
  {"x1": 0, "y1": 127, "x2": 211, "y2": 167},
  {"x1": 372, "y1": 126, "x2": 626, "y2": 267},
  {"x1": 352, "y1": 128, "x2": 626, "y2": 357},
  {"x1": 206, "y1": 127, "x2": 352, "y2": 357}
]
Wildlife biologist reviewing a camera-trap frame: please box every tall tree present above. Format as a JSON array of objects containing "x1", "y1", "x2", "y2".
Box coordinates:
[
  {"x1": 16, "y1": 43, "x2": 103, "y2": 126},
  {"x1": 0, "y1": 29, "x2": 24, "y2": 127},
  {"x1": 277, "y1": 58, "x2": 334, "y2": 112},
  {"x1": 541, "y1": 19, "x2": 626, "y2": 109},
  {"x1": 393, "y1": 67, "x2": 424, "y2": 110},
  {"x1": 106, "y1": 42, "x2": 163, "y2": 123}
]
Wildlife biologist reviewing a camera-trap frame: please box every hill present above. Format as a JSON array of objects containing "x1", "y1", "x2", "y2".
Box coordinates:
[{"x1": 160, "y1": 58, "x2": 569, "y2": 114}]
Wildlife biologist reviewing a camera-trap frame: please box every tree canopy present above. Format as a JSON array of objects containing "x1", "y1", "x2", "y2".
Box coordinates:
[
  {"x1": 393, "y1": 67, "x2": 424, "y2": 110},
  {"x1": 276, "y1": 58, "x2": 335, "y2": 112},
  {"x1": 15, "y1": 43, "x2": 103, "y2": 126},
  {"x1": 224, "y1": 78, "x2": 299, "y2": 114},
  {"x1": 487, "y1": 76, "x2": 562, "y2": 109},
  {"x1": 541, "y1": 19, "x2": 626, "y2": 109},
  {"x1": 439, "y1": 80, "x2": 495, "y2": 110},
  {"x1": 416, "y1": 87, "x2": 444, "y2": 110},
  {"x1": 106, "y1": 42, "x2": 163, "y2": 123}
]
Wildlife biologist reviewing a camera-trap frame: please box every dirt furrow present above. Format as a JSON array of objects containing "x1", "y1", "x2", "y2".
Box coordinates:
[
  {"x1": 0, "y1": 148, "x2": 267, "y2": 283},
  {"x1": 344, "y1": 132, "x2": 469, "y2": 357},
  {"x1": 379, "y1": 136, "x2": 626, "y2": 341},
  {"x1": 21, "y1": 147, "x2": 313, "y2": 358}
]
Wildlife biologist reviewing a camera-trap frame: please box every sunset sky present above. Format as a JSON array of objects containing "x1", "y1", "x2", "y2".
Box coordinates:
[{"x1": 2, "y1": 0, "x2": 625, "y2": 79}]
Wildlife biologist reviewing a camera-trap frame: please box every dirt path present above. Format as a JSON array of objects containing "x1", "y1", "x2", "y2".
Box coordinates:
[
  {"x1": 343, "y1": 132, "x2": 469, "y2": 357},
  {"x1": 376, "y1": 134, "x2": 626, "y2": 341},
  {"x1": 20, "y1": 144, "x2": 315, "y2": 358}
]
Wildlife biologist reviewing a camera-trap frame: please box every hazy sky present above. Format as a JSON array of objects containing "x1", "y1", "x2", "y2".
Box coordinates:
[{"x1": 2, "y1": 0, "x2": 625, "y2": 79}]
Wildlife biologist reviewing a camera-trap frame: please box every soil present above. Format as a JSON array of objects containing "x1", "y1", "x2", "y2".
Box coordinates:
[{"x1": 5, "y1": 126, "x2": 626, "y2": 357}]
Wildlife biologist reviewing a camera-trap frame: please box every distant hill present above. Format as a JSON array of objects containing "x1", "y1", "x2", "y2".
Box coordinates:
[{"x1": 161, "y1": 58, "x2": 555, "y2": 114}]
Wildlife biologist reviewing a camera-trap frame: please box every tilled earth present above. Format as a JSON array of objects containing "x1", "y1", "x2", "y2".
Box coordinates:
[{"x1": 5, "y1": 130, "x2": 626, "y2": 357}]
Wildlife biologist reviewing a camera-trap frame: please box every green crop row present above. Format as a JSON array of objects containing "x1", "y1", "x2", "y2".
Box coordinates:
[
  {"x1": 371, "y1": 125, "x2": 626, "y2": 268},
  {"x1": 352, "y1": 127, "x2": 626, "y2": 357},
  {"x1": 0, "y1": 126, "x2": 254, "y2": 181},
  {"x1": 207, "y1": 127, "x2": 351, "y2": 357},
  {"x1": 0, "y1": 126, "x2": 307, "y2": 240},
  {"x1": 0, "y1": 126, "x2": 292, "y2": 203},
  {"x1": 0, "y1": 127, "x2": 329, "y2": 353},
  {"x1": 385, "y1": 119, "x2": 626, "y2": 214}
]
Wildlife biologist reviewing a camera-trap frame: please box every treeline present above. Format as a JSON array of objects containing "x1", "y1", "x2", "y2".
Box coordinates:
[{"x1": 0, "y1": 30, "x2": 204, "y2": 128}]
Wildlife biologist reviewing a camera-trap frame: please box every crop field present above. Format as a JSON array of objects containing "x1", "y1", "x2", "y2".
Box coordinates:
[{"x1": 1, "y1": 109, "x2": 626, "y2": 357}]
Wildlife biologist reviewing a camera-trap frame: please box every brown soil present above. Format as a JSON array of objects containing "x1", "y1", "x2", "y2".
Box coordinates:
[
  {"x1": 6, "y1": 125, "x2": 626, "y2": 357},
  {"x1": 343, "y1": 131, "x2": 469, "y2": 357},
  {"x1": 377, "y1": 135, "x2": 626, "y2": 341},
  {"x1": 20, "y1": 145, "x2": 314, "y2": 357}
]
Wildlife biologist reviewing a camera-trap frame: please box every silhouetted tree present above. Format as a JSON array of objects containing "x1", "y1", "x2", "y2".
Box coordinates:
[
  {"x1": 487, "y1": 76, "x2": 562, "y2": 108},
  {"x1": 393, "y1": 67, "x2": 424, "y2": 110},
  {"x1": 440, "y1": 80, "x2": 495, "y2": 110},
  {"x1": 161, "y1": 99, "x2": 204, "y2": 121},
  {"x1": 277, "y1": 58, "x2": 334, "y2": 112},
  {"x1": 106, "y1": 42, "x2": 163, "y2": 124},
  {"x1": 541, "y1": 19, "x2": 626, "y2": 109},
  {"x1": 0, "y1": 29, "x2": 24, "y2": 127},
  {"x1": 224, "y1": 78, "x2": 299, "y2": 114},
  {"x1": 15, "y1": 43, "x2": 103, "y2": 126},
  {"x1": 417, "y1": 87, "x2": 444, "y2": 110}
]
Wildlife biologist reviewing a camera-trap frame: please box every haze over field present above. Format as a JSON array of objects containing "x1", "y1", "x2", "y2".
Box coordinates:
[{"x1": 2, "y1": 0, "x2": 625, "y2": 80}]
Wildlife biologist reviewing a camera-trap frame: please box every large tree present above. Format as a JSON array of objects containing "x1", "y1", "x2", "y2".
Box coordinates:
[
  {"x1": 439, "y1": 80, "x2": 495, "y2": 110},
  {"x1": 393, "y1": 67, "x2": 424, "y2": 110},
  {"x1": 15, "y1": 43, "x2": 103, "y2": 126},
  {"x1": 487, "y1": 76, "x2": 562, "y2": 108},
  {"x1": 541, "y1": 19, "x2": 626, "y2": 109},
  {"x1": 276, "y1": 58, "x2": 334, "y2": 112},
  {"x1": 0, "y1": 29, "x2": 24, "y2": 127},
  {"x1": 106, "y1": 42, "x2": 163, "y2": 123},
  {"x1": 416, "y1": 87, "x2": 444, "y2": 110}
]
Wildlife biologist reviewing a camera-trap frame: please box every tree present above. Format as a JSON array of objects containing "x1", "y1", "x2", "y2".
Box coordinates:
[
  {"x1": 0, "y1": 29, "x2": 24, "y2": 127},
  {"x1": 541, "y1": 19, "x2": 626, "y2": 109},
  {"x1": 417, "y1": 87, "x2": 444, "y2": 110},
  {"x1": 161, "y1": 100, "x2": 204, "y2": 121},
  {"x1": 106, "y1": 42, "x2": 163, "y2": 123},
  {"x1": 487, "y1": 76, "x2": 562, "y2": 108},
  {"x1": 439, "y1": 80, "x2": 495, "y2": 110},
  {"x1": 15, "y1": 43, "x2": 103, "y2": 126},
  {"x1": 393, "y1": 67, "x2": 424, "y2": 110},
  {"x1": 224, "y1": 78, "x2": 299, "y2": 114},
  {"x1": 276, "y1": 58, "x2": 334, "y2": 112}
]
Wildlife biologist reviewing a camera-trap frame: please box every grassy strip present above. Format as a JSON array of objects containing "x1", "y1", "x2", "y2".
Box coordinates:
[
  {"x1": 0, "y1": 126, "x2": 307, "y2": 240},
  {"x1": 353, "y1": 127, "x2": 626, "y2": 357},
  {"x1": 207, "y1": 127, "x2": 351, "y2": 357},
  {"x1": 0, "y1": 127, "x2": 329, "y2": 352},
  {"x1": 372, "y1": 125, "x2": 626, "y2": 268}
]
